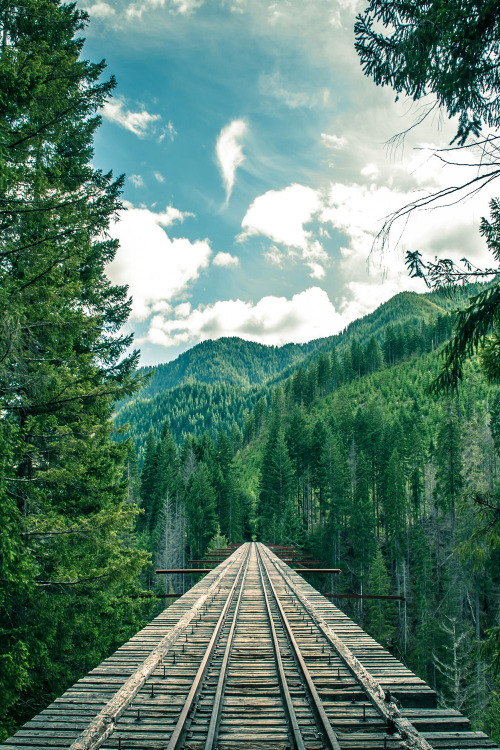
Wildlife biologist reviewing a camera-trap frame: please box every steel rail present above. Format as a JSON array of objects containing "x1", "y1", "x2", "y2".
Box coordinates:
[
  {"x1": 165, "y1": 545, "x2": 251, "y2": 750},
  {"x1": 256, "y1": 551, "x2": 307, "y2": 750},
  {"x1": 257, "y1": 546, "x2": 342, "y2": 750},
  {"x1": 69, "y1": 547, "x2": 247, "y2": 750},
  {"x1": 204, "y1": 548, "x2": 250, "y2": 750},
  {"x1": 260, "y1": 543, "x2": 434, "y2": 750}
]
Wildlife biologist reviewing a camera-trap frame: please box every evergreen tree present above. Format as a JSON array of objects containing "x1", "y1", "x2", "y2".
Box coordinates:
[
  {"x1": 366, "y1": 548, "x2": 394, "y2": 647},
  {"x1": 259, "y1": 419, "x2": 294, "y2": 542},
  {"x1": 185, "y1": 463, "x2": 217, "y2": 559},
  {"x1": 317, "y1": 352, "x2": 332, "y2": 396},
  {"x1": 383, "y1": 448, "x2": 407, "y2": 552},
  {"x1": 434, "y1": 402, "x2": 464, "y2": 538},
  {"x1": 349, "y1": 452, "x2": 376, "y2": 600},
  {"x1": 0, "y1": 0, "x2": 148, "y2": 735},
  {"x1": 215, "y1": 429, "x2": 241, "y2": 540}
]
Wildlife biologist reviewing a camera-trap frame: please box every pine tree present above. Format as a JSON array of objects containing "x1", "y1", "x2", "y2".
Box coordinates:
[
  {"x1": 259, "y1": 418, "x2": 294, "y2": 542},
  {"x1": 215, "y1": 429, "x2": 241, "y2": 540},
  {"x1": 0, "y1": 0, "x2": 148, "y2": 734},
  {"x1": 366, "y1": 548, "x2": 394, "y2": 647},
  {"x1": 434, "y1": 401, "x2": 464, "y2": 538},
  {"x1": 185, "y1": 463, "x2": 218, "y2": 559}
]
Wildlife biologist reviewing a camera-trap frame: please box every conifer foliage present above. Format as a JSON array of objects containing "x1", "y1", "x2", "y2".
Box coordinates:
[{"x1": 0, "y1": 0, "x2": 148, "y2": 737}]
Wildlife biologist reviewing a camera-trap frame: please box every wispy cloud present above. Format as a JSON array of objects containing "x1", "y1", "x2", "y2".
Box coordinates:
[
  {"x1": 216, "y1": 119, "x2": 247, "y2": 203},
  {"x1": 129, "y1": 174, "x2": 145, "y2": 188},
  {"x1": 260, "y1": 71, "x2": 330, "y2": 109},
  {"x1": 154, "y1": 171, "x2": 165, "y2": 182},
  {"x1": 158, "y1": 121, "x2": 177, "y2": 142},
  {"x1": 102, "y1": 96, "x2": 162, "y2": 138}
]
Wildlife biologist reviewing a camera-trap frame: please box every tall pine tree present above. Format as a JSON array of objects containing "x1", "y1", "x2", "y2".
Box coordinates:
[{"x1": 0, "y1": 0, "x2": 148, "y2": 736}]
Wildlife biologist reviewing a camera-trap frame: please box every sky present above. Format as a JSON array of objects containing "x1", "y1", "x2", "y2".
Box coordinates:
[{"x1": 78, "y1": 0, "x2": 497, "y2": 366}]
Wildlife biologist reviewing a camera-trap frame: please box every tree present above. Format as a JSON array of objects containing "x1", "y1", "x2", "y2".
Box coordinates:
[
  {"x1": 434, "y1": 402, "x2": 464, "y2": 538},
  {"x1": 355, "y1": 1, "x2": 500, "y2": 147},
  {"x1": 215, "y1": 429, "x2": 241, "y2": 541},
  {"x1": 355, "y1": 0, "x2": 500, "y2": 391},
  {"x1": 259, "y1": 419, "x2": 294, "y2": 542},
  {"x1": 185, "y1": 463, "x2": 218, "y2": 559},
  {"x1": 0, "y1": 0, "x2": 148, "y2": 735},
  {"x1": 366, "y1": 548, "x2": 394, "y2": 647}
]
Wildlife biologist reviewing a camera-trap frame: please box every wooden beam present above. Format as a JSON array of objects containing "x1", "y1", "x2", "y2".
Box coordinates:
[
  {"x1": 128, "y1": 593, "x2": 181, "y2": 598},
  {"x1": 293, "y1": 568, "x2": 341, "y2": 573},
  {"x1": 156, "y1": 569, "x2": 211, "y2": 574},
  {"x1": 323, "y1": 593, "x2": 405, "y2": 601}
]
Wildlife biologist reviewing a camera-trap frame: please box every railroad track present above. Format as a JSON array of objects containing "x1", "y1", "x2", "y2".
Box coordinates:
[{"x1": 2, "y1": 543, "x2": 498, "y2": 750}]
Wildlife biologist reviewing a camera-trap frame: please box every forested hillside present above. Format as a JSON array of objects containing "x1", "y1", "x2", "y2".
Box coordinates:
[
  {"x1": 136, "y1": 337, "x2": 314, "y2": 396},
  {"x1": 117, "y1": 287, "x2": 475, "y2": 459}
]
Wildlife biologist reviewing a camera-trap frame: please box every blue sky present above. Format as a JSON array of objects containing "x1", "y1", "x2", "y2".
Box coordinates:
[{"x1": 79, "y1": 0, "x2": 495, "y2": 365}]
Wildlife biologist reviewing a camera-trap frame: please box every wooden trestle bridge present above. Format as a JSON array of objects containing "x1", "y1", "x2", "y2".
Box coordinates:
[{"x1": 2, "y1": 543, "x2": 498, "y2": 750}]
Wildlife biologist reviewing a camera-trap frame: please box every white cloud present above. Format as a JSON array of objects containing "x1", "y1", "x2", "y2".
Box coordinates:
[
  {"x1": 321, "y1": 133, "x2": 347, "y2": 149},
  {"x1": 239, "y1": 183, "x2": 328, "y2": 277},
  {"x1": 213, "y1": 252, "x2": 240, "y2": 268},
  {"x1": 106, "y1": 206, "x2": 210, "y2": 321},
  {"x1": 240, "y1": 183, "x2": 320, "y2": 249},
  {"x1": 264, "y1": 244, "x2": 286, "y2": 267},
  {"x1": 129, "y1": 174, "x2": 145, "y2": 188},
  {"x1": 155, "y1": 204, "x2": 194, "y2": 225},
  {"x1": 87, "y1": 1, "x2": 116, "y2": 16},
  {"x1": 102, "y1": 96, "x2": 161, "y2": 138},
  {"x1": 360, "y1": 162, "x2": 379, "y2": 180},
  {"x1": 154, "y1": 171, "x2": 165, "y2": 182},
  {"x1": 143, "y1": 287, "x2": 344, "y2": 348},
  {"x1": 172, "y1": 0, "x2": 204, "y2": 12},
  {"x1": 216, "y1": 119, "x2": 247, "y2": 203}
]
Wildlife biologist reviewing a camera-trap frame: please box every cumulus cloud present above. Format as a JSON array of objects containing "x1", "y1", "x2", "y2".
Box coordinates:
[
  {"x1": 240, "y1": 184, "x2": 320, "y2": 248},
  {"x1": 102, "y1": 96, "x2": 162, "y2": 138},
  {"x1": 216, "y1": 119, "x2": 247, "y2": 203},
  {"x1": 213, "y1": 252, "x2": 240, "y2": 268},
  {"x1": 239, "y1": 183, "x2": 328, "y2": 277},
  {"x1": 154, "y1": 171, "x2": 165, "y2": 182},
  {"x1": 106, "y1": 205, "x2": 209, "y2": 321},
  {"x1": 143, "y1": 287, "x2": 344, "y2": 348}
]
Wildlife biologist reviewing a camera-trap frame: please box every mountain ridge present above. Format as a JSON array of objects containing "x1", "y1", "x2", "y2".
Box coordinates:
[{"x1": 115, "y1": 284, "x2": 483, "y2": 456}]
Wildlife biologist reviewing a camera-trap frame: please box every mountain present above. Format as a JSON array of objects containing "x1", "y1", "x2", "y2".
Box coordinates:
[
  {"x1": 135, "y1": 337, "x2": 315, "y2": 398},
  {"x1": 115, "y1": 285, "x2": 484, "y2": 457}
]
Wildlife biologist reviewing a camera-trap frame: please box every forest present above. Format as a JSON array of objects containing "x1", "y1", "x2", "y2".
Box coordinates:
[
  {"x1": 1, "y1": 0, "x2": 500, "y2": 743},
  {"x1": 131, "y1": 294, "x2": 500, "y2": 739}
]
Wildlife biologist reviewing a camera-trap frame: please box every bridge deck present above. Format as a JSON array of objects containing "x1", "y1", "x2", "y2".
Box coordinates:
[{"x1": 2, "y1": 543, "x2": 497, "y2": 750}]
